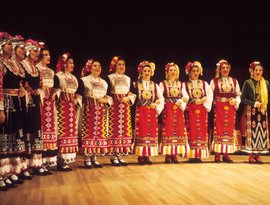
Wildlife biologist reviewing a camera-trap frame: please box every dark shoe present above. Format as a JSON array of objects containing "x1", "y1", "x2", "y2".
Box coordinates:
[
  {"x1": 92, "y1": 161, "x2": 103, "y2": 168},
  {"x1": 144, "y1": 156, "x2": 153, "y2": 165},
  {"x1": 118, "y1": 158, "x2": 127, "y2": 166},
  {"x1": 84, "y1": 160, "x2": 93, "y2": 169},
  {"x1": 138, "y1": 156, "x2": 145, "y2": 165},
  {"x1": 222, "y1": 155, "x2": 233, "y2": 163},
  {"x1": 9, "y1": 175, "x2": 24, "y2": 184},
  {"x1": 255, "y1": 155, "x2": 263, "y2": 164},
  {"x1": 214, "y1": 154, "x2": 221, "y2": 163},
  {"x1": 5, "y1": 179, "x2": 17, "y2": 188},
  {"x1": 249, "y1": 154, "x2": 256, "y2": 164},
  {"x1": 57, "y1": 164, "x2": 72, "y2": 172},
  {"x1": 165, "y1": 155, "x2": 171, "y2": 164},
  {"x1": 171, "y1": 155, "x2": 179, "y2": 164},
  {"x1": 43, "y1": 168, "x2": 53, "y2": 175},
  {"x1": 20, "y1": 171, "x2": 33, "y2": 180},
  {"x1": 110, "y1": 158, "x2": 121, "y2": 167},
  {"x1": 33, "y1": 168, "x2": 47, "y2": 176}
]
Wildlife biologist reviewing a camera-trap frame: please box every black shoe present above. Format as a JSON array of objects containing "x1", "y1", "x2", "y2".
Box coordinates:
[
  {"x1": 57, "y1": 164, "x2": 72, "y2": 172},
  {"x1": 9, "y1": 175, "x2": 24, "y2": 184},
  {"x1": 84, "y1": 161, "x2": 93, "y2": 169},
  {"x1": 138, "y1": 157, "x2": 145, "y2": 165},
  {"x1": 110, "y1": 159, "x2": 121, "y2": 167},
  {"x1": 5, "y1": 180, "x2": 17, "y2": 188},
  {"x1": 118, "y1": 159, "x2": 128, "y2": 166},
  {"x1": 222, "y1": 155, "x2": 233, "y2": 163},
  {"x1": 32, "y1": 168, "x2": 47, "y2": 176},
  {"x1": 144, "y1": 156, "x2": 153, "y2": 165},
  {"x1": 43, "y1": 168, "x2": 53, "y2": 175},
  {"x1": 92, "y1": 161, "x2": 103, "y2": 168},
  {"x1": 20, "y1": 171, "x2": 33, "y2": 180}
]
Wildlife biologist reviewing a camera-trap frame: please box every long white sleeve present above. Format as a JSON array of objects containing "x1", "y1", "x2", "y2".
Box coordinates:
[{"x1": 203, "y1": 82, "x2": 213, "y2": 112}]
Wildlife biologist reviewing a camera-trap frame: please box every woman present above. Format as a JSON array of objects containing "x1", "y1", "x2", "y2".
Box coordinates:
[
  {"x1": 210, "y1": 59, "x2": 241, "y2": 163},
  {"x1": 0, "y1": 32, "x2": 25, "y2": 191},
  {"x1": 159, "y1": 62, "x2": 190, "y2": 163},
  {"x1": 184, "y1": 61, "x2": 213, "y2": 163},
  {"x1": 78, "y1": 59, "x2": 112, "y2": 169},
  {"x1": 133, "y1": 61, "x2": 164, "y2": 165},
  {"x1": 36, "y1": 46, "x2": 58, "y2": 174},
  {"x1": 21, "y1": 39, "x2": 47, "y2": 176},
  {"x1": 241, "y1": 61, "x2": 269, "y2": 163},
  {"x1": 107, "y1": 56, "x2": 136, "y2": 166},
  {"x1": 54, "y1": 53, "x2": 80, "y2": 171}
]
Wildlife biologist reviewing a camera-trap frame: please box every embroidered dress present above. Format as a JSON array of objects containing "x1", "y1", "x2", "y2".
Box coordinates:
[
  {"x1": 36, "y1": 64, "x2": 58, "y2": 165},
  {"x1": 79, "y1": 74, "x2": 111, "y2": 156},
  {"x1": 241, "y1": 79, "x2": 269, "y2": 153},
  {"x1": 133, "y1": 80, "x2": 164, "y2": 156},
  {"x1": 21, "y1": 59, "x2": 43, "y2": 168},
  {"x1": 210, "y1": 77, "x2": 241, "y2": 154},
  {"x1": 107, "y1": 74, "x2": 135, "y2": 155},
  {"x1": 54, "y1": 71, "x2": 79, "y2": 164},
  {"x1": 159, "y1": 80, "x2": 190, "y2": 156},
  {"x1": 185, "y1": 80, "x2": 213, "y2": 158},
  {"x1": 0, "y1": 58, "x2": 26, "y2": 176}
]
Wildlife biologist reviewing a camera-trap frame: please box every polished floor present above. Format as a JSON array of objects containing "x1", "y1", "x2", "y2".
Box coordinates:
[{"x1": 1, "y1": 154, "x2": 270, "y2": 205}]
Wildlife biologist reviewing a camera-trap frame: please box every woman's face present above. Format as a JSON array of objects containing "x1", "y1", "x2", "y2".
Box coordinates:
[
  {"x1": 115, "y1": 60, "x2": 126, "y2": 75},
  {"x1": 141, "y1": 66, "x2": 151, "y2": 80},
  {"x1": 167, "y1": 66, "x2": 178, "y2": 79},
  {"x1": 2, "y1": 41, "x2": 13, "y2": 57},
  {"x1": 40, "y1": 50, "x2": 50, "y2": 65},
  {"x1": 252, "y1": 65, "x2": 263, "y2": 80},
  {"x1": 65, "y1": 58, "x2": 74, "y2": 73},
  {"x1": 189, "y1": 67, "x2": 200, "y2": 80},
  {"x1": 15, "y1": 46, "x2": 26, "y2": 61},
  {"x1": 220, "y1": 64, "x2": 230, "y2": 77},
  {"x1": 29, "y1": 49, "x2": 39, "y2": 62},
  {"x1": 91, "y1": 61, "x2": 102, "y2": 77}
]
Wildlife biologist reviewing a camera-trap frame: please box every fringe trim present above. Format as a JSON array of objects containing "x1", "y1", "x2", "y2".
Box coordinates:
[
  {"x1": 160, "y1": 145, "x2": 190, "y2": 156},
  {"x1": 189, "y1": 148, "x2": 209, "y2": 159},
  {"x1": 212, "y1": 143, "x2": 236, "y2": 154},
  {"x1": 134, "y1": 146, "x2": 158, "y2": 156}
]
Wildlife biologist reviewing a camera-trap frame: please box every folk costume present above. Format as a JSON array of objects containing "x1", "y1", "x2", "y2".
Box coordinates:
[
  {"x1": 184, "y1": 61, "x2": 213, "y2": 162},
  {"x1": 78, "y1": 59, "x2": 112, "y2": 169},
  {"x1": 35, "y1": 47, "x2": 58, "y2": 174},
  {"x1": 54, "y1": 53, "x2": 80, "y2": 171},
  {"x1": 210, "y1": 60, "x2": 241, "y2": 163},
  {"x1": 133, "y1": 61, "x2": 164, "y2": 165},
  {"x1": 241, "y1": 61, "x2": 269, "y2": 163},
  {"x1": 0, "y1": 32, "x2": 26, "y2": 190},
  {"x1": 21, "y1": 39, "x2": 48, "y2": 176},
  {"x1": 107, "y1": 56, "x2": 136, "y2": 166},
  {"x1": 159, "y1": 63, "x2": 190, "y2": 163}
]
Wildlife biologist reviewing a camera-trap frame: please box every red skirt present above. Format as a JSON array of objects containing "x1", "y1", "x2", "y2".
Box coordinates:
[
  {"x1": 160, "y1": 102, "x2": 189, "y2": 155},
  {"x1": 81, "y1": 97, "x2": 108, "y2": 155},
  {"x1": 134, "y1": 106, "x2": 159, "y2": 156},
  {"x1": 107, "y1": 101, "x2": 132, "y2": 155},
  {"x1": 185, "y1": 103, "x2": 209, "y2": 158}
]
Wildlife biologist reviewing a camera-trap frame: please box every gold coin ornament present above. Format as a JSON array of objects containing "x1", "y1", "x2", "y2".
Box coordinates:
[
  {"x1": 142, "y1": 90, "x2": 152, "y2": 100},
  {"x1": 192, "y1": 89, "x2": 202, "y2": 98},
  {"x1": 221, "y1": 83, "x2": 232, "y2": 93},
  {"x1": 169, "y1": 87, "x2": 180, "y2": 97}
]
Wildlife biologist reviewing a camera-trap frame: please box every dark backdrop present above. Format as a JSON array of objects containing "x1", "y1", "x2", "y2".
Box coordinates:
[{"x1": 2, "y1": 0, "x2": 270, "y2": 86}]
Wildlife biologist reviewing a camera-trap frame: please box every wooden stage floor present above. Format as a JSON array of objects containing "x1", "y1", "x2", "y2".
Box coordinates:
[{"x1": 1, "y1": 154, "x2": 270, "y2": 205}]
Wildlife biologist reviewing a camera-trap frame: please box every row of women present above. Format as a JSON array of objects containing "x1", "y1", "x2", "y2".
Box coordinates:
[{"x1": 0, "y1": 32, "x2": 269, "y2": 191}]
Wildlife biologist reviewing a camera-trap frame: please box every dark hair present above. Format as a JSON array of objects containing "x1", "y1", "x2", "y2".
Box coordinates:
[{"x1": 38, "y1": 45, "x2": 50, "y2": 61}]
